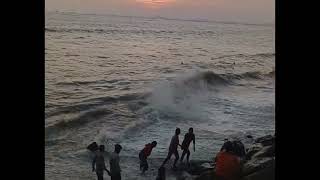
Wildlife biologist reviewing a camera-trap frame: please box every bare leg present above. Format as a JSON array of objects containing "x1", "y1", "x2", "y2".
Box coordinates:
[
  {"x1": 161, "y1": 151, "x2": 173, "y2": 167},
  {"x1": 173, "y1": 150, "x2": 179, "y2": 168},
  {"x1": 186, "y1": 149, "x2": 191, "y2": 165},
  {"x1": 97, "y1": 172, "x2": 103, "y2": 180},
  {"x1": 180, "y1": 149, "x2": 187, "y2": 162}
]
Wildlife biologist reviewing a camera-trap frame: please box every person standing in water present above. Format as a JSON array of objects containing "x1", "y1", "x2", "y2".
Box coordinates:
[
  {"x1": 139, "y1": 141, "x2": 157, "y2": 174},
  {"x1": 161, "y1": 128, "x2": 181, "y2": 169},
  {"x1": 92, "y1": 145, "x2": 110, "y2": 180},
  {"x1": 180, "y1": 127, "x2": 195, "y2": 165},
  {"x1": 109, "y1": 144, "x2": 122, "y2": 180}
]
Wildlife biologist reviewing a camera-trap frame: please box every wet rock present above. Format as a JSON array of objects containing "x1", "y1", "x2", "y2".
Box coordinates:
[
  {"x1": 176, "y1": 171, "x2": 193, "y2": 180},
  {"x1": 241, "y1": 160, "x2": 275, "y2": 180},
  {"x1": 194, "y1": 170, "x2": 215, "y2": 180},
  {"x1": 246, "y1": 135, "x2": 253, "y2": 139},
  {"x1": 245, "y1": 143, "x2": 264, "y2": 160},
  {"x1": 187, "y1": 160, "x2": 214, "y2": 175},
  {"x1": 252, "y1": 145, "x2": 274, "y2": 159},
  {"x1": 242, "y1": 157, "x2": 274, "y2": 176},
  {"x1": 255, "y1": 135, "x2": 274, "y2": 146},
  {"x1": 194, "y1": 135, "x2": 275, "y2": 180}
]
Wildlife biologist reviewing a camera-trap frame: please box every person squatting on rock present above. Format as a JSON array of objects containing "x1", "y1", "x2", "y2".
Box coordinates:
[{"x1": 214, "y1": 141, "x2": 241, "y2": 180}]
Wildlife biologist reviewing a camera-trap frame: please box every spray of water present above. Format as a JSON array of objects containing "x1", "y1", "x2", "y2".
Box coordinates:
[{"x1": 147, "y1": 69, "x2": 219, "y2": 120}]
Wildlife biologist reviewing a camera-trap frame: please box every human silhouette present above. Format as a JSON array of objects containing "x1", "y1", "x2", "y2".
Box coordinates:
[
  {"x1": 139, "y1": 141, "x2": 157, "y2": 173},
  {"x1": 180, "y1": 127, "x2": 195, "y2": 165},
  {"x1": 161, "y1": 128, "x2": 181, "y2": 169}
]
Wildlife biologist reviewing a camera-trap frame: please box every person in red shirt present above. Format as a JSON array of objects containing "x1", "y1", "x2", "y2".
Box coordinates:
[
  {"x1": 214, "y1": 141, "x2": 241, "y2": 180},
  {"x1": 139, "y1": 141, "x2": 157, "y2": 173}
]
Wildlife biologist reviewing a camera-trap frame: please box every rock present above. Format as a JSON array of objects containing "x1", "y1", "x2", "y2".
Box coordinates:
[
  {"x1": 246, "y1": 135, "x2": 253, "y2": 139},
  {"x1": 194, "y1": 170, "x2": 215, "y2": 180},
  {"x1": 176, "y1": 171, "x2": 193, "y2": 180},
  {"x1": 246, "y1": 143, "x2": 264, "y2": 160},
  {"x1": 192, "y1": 135, "x2": 275, "y2": 180},
  {"x1": 242, "y1": 157, "x2": 274, "y2": 176},
  {"x1": 252, "y1": 145, "x2": 274, "y2": 159},
  {"x1": 187, "y1": 161, "x2": 214, "y2": 175},
  {"x1": 255, "y1": 135, "x2": 275, "y2": 146},
  {"x1": 241, "y1": 160, "x2": 275, "y2": 180}
]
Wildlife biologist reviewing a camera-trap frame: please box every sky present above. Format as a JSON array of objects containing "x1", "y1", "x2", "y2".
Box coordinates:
[{"x1": 45, "y1": 0, "x2": 274, "y2": 24}]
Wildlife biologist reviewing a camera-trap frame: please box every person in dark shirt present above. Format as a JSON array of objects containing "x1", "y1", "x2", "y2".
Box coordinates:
[
  {"x1": 109, "y1": 144, "x2": 122, "y2": 180},
  {"x1": 139, "y1": 141, "x2": 157, "y2": 173},
  {"x1": 180, "y1": 127, "x2": 195, "y2": 165},
  {"x1": 92, "y1": 145, "x2": 110, "y2": 180},
  {"x1": 161, "y1": 128, "x2": 181, "y2": 169}
]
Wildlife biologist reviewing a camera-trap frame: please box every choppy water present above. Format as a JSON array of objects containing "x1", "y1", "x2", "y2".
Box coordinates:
[{"x1": 45, "y1": 12, "x2": 275, "y2": 180}]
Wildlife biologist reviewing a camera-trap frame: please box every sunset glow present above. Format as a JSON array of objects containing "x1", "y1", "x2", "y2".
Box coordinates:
[
  {"x1": 46, "y1": 0, "x2": 275, "y2": 23},
  {"x1": 135, "y1": 0, "x2": 176, "y2": 8}
]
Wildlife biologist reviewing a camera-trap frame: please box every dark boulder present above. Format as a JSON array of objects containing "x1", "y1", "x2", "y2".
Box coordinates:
[
  {"x1": 252, "y1": 145, "x2": 274, "y2": 159},
  {"x1": 187, "y1": 160, "x2": 214, "y2": 175},
  {"x1": 194, "y1": 170, "x2": 215, "y2": 180},
  {"x1": 241, "y1": 159, "x2": 275, "y2": 180},
  {"x1": 242, "y1": 157, "x2": 274, "y2": 176},
  {"x1": 246, "y1": 135, "x2": 253, "y2": 139},
  {"x1": 245, "y1": 144, "x2": 263, "y2": 160},
  {"x1": 254, "y1": 135, "x2": 274, "y2": 146}
]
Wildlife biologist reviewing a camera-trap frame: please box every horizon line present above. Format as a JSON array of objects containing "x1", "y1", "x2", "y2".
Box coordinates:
[{"x1": 46, "y1": 10, "x2": 275, "y2": 27}]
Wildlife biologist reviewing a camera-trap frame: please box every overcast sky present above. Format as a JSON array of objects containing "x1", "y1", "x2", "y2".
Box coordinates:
[{"x1": 45, "y1": 0, "x2": 274, "y2": 23}]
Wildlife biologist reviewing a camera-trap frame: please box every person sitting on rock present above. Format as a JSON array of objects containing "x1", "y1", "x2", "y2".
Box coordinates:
[
  {"x1": 139, "y1": 141, "x2": 157, "y2": 174},
  {"x1": 214, "y1": 141, "x2": 241, "y2": 180},
  {"x1": 232, "y1": 140, "x2": 246, "y2": 160},
  {"x1": 220, "y1": 139, "x2": 230, "y2": 152}
]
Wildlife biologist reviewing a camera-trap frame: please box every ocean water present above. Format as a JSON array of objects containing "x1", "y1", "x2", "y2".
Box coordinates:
[{"x1": 45, "y1": 12, "x2": 275, "y2": 180}]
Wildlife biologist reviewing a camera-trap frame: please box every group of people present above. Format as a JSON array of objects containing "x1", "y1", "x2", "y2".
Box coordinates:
[
  {"x1": 88, "y1": 127, "x2": 195, "y2": 180},
  {"x1": 88, "y1": 142, "x2": 122, "y2": 180},
  {"x1": 89, "y1": 127, "x2": 246, "y2": 180}
]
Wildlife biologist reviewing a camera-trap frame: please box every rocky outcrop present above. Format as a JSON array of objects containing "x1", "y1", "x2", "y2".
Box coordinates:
[
  {"x1": 178, "y1": 134, "x2": 275, "y2": 180},
  {"x1": 241, "y1": 135, "x2": 275, "y2": 180}
]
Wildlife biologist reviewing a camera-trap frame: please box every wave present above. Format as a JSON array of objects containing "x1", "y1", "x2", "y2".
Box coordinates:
[
  {"x1": 211, "y1": 52, "x2": 275, "y2": 61},
  {"x1": 45, "y1": 92, "x2": 147, "y2": 119},
  {"x1": 183, "y1": 71, "x2": 230, "y2": 86},
  {"x1": 45, "y1": 108, "x2": 113, "y2": 137},
  {"x1": 45, "y1": 27, "x2": 217, "y2": 36},
  {"x1": 238, "y1": 71, "x2": 263, "y2": 80},
  {"x1": 180, "y1": 70, "x2": 273, "y2": 88},
  {"x1": 266, "y1": 69, "x2": 275, "y2": 77},
  {"x1": 45, "y1": 70, "x2": 274, "y2": 138},
  {"x1": 56, "y1": 78, "x2": 124, "y2": 86}
]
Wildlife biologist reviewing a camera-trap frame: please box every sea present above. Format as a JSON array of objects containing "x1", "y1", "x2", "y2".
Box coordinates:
[{"x1": 45, "y1": 11, "x2": 275, "y2": 180}]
